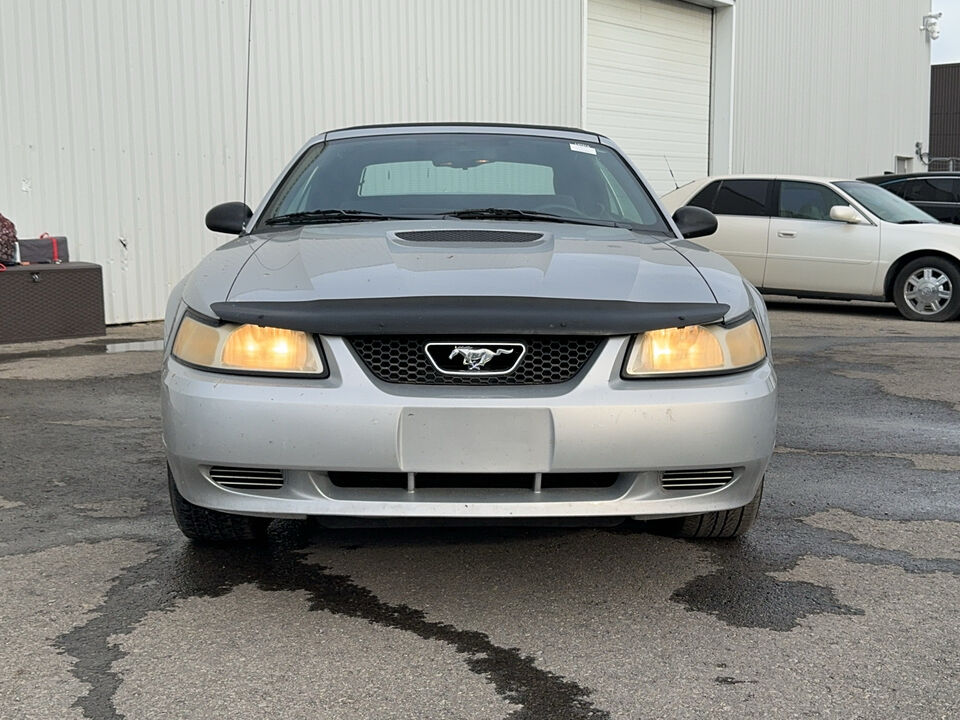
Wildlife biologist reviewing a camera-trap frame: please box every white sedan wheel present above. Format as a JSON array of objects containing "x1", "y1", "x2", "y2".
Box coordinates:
[{"x1": 893, "y1": 257, "x2": 960, "y2": 322}]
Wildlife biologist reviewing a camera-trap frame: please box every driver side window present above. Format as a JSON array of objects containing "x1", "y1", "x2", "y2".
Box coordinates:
[{"x1": 779, "y1": 181, "x2": 847, "y2": 221}]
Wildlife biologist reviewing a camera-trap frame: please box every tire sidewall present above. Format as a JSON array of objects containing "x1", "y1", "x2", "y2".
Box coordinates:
[{"x1": 893, "y1": 256, "x2": 960, "y2": 322}]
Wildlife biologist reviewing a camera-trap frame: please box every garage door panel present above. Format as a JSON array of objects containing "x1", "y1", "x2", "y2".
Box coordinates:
[
  {"x1": 589, "y1": 79, "x2": 710, "y2": 104},
  {"x1": 587, "y1": 112, "x2": 707, "y2": 138},
  {"x1": 590, "y1": 19, "x2": 710, "y2": 50},
  {"x1": 586, "y1": 0, "x2": 712, "y2": 195},
  {"x1": 590, "y1": 0, "x2": 709, "y2": 31},
  {"x1": 589, "y1": 37, "x2": 709, "y2": 68}
]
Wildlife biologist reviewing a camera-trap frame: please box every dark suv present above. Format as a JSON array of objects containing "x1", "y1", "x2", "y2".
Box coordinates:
[{"x1": 859, "y1": 173, "x2": 960, "y2": 224}]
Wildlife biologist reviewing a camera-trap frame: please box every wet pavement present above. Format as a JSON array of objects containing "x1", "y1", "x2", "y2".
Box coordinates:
[{"x1": 1, "y1": 301, "x2": 958, "y2": 719}]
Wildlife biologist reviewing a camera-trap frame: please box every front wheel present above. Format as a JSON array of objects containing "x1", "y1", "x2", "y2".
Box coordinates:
[
  {"x1": 892, "y1": 256, "x2": 960, "y2": 322},
  {"x1": 168, "y1": 467, "x2": 271, "y2": 543},
  {"x1": 654, "y1": 478, "x2": 763, "y2": 539}
]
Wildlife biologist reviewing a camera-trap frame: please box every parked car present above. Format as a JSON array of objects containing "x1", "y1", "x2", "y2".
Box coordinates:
[
  {"x1": 661, "y1": 175, "x2": 960, "y2": 321},
  {"x1": 162, "y1": 124, "x2": 777, "y2": 542},
  {"x1": 859, "y1": 172, "x2": 960, "y2": 224}
]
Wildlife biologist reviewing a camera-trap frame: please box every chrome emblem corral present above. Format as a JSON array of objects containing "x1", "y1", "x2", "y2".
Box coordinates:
[
  {"x1": 424, "y1": 342, "x2": 527, "y2": 376},
  {"x1": 449, "y1": 346, "x2": 513, "y2": 370}
]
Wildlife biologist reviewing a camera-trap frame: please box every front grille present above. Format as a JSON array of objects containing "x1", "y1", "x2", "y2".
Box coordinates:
[
  {"x1": 209, "y1": 466, "x2": 284, "y2": 489},
  {"x1": 327, "y1": 471, "x2": 618, "y2": 490},
  {"x1": 348, "y1": 336, "x2": 602, "y2": 385},
  {"x1": 394, "y1": 230, "x2": 543, "y2": 243},
  {"x1": 661, "y1": 468, "x2": 734, "y2": 491}
]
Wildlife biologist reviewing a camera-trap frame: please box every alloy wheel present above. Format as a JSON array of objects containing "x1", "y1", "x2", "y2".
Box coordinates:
[{"x1": 903, "y1": 267, "x2": 953, "y2": 315}]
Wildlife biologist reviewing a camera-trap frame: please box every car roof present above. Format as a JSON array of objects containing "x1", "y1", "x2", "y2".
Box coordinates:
[
  {"x1": 859, "y1": 172, "x2": 960, "y2": 182},
  {"x1": 691, "y1": 174, "x2": 851, "y2": 184},
  {"x1": 317, "y1": 122, "x2": 605, "y2": 143}
]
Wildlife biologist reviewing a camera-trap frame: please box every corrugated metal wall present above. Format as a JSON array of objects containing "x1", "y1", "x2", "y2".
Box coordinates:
[
  {"x1": 731, "y1": 0, "x2": 931, "y2": 177},
  {"x1": 0, "y1": 0, "x2": 248, "y2": 324},
  {"x1": 1, "y1": 0, "x2": 581, "y2": 324},
  {"x1": 244, "y1": 0, "x2": 582, "y2": 207},
  {"x1": 1, "y1": 0, "x2": 936, "y2": 323}
]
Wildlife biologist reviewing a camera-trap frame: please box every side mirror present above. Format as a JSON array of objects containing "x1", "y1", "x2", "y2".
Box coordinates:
[
  {"x1": 672, "y1": 206, "x2": 718, "y2": 239},
  {"x1": 829, "y1": 205, "x2": 863, "y2": 224},
  {"x1": 206, "y1": 202, "x2": 253, "y2": 234}
]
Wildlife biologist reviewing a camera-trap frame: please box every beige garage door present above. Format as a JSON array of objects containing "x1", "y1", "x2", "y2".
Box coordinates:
[{"x1": 586, "y1": 0, "x2": 712, "y2": 195}]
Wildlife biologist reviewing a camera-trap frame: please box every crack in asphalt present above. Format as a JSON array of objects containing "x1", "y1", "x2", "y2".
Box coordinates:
[
  {"x1": 775, "y1": 446, "x2": 960, "y2": 472},
  {"x1": 55, "y1": 527, "x2": 609, "y2": 720}
]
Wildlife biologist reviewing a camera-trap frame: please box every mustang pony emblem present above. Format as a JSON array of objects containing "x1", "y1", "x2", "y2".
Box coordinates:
[{"x1": 449, "y1": 346, "x2": 514, "y2": 370}]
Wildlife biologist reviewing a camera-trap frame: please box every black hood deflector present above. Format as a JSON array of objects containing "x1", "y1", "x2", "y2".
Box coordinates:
[{"x1": 210, "y1": 296, "x2": 729, "y2": 336}]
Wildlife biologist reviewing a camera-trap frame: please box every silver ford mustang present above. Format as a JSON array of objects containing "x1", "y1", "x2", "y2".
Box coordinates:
[{"x1": 162, "y1": 124, "x2": 777, "y2": 542}]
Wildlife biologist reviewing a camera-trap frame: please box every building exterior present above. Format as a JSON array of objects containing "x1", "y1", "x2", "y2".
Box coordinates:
[
  {"x1": 930, "y1": 62, "x2": 960, "y2": 169},
  {"x1": 0, "y1": 0, "x2": 933, "y2": 323}
]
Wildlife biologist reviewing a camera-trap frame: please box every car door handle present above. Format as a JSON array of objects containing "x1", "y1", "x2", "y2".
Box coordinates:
[{"x1": 777, "y1": 230, "x2": 796, "y2": 238}]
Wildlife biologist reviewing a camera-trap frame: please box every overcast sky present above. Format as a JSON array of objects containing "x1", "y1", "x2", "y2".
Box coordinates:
[{"x1": 932, "y1": 0, "x2": 960, "y2": 63}]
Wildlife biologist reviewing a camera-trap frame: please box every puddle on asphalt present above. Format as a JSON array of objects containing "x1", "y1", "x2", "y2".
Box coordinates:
[
  {"x1": 0, "y1": 338, "x2": 164, "y2": 364},
  {"x1": 105, "y1": 340, "x2": 165, "y2": 353}
]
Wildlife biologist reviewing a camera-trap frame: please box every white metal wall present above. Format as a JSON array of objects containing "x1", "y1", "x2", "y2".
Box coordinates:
[
  {"x1": 731, "y1": 0, "x2": 932, "y2": 177},
  {"x1": 0, "y1": 0, "x2": 935, "y2": 323},
  {"x1": 243, "y1": 0, "x2": 583, "y2": 220},
  {"x1": 0, "y1": 0, "x2": 248, "y2": 325},
  {"x1": 1, "y1": 0, "x2": 581, "y2": 324},
  {"x1": 585, "y1": 0, "x2": 713, "y2": 194}
]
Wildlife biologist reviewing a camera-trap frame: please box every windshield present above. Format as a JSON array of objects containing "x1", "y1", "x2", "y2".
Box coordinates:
[
  {"x1": 258, "y1": 133, "x2": 669, "y2": 232},
  {"x1": 835, "y1": 181, "x2": 938, "y2": 224}
]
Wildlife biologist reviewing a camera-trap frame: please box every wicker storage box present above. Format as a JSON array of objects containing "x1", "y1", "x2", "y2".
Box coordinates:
[{"x1": 0, "y1": 262, "x2": 106, "y2": 344}]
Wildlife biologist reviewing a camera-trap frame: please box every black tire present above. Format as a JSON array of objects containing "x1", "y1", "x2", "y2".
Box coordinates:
[
  {"x1": 168, "y1": 467, "x2": 271, "y2": 543},
  {"x1": 891, "y1": 256, "x2": 960, "y2": 322},
  {"x1": 656, "y1": 478, "x2": 763, "y2": 539}
]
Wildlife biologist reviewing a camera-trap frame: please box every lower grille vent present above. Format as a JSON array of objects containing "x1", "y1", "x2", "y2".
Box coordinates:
[
  {"x1": 209, "y1": 466, "x2": 284, "y2": 489},
  {"x1": 327, "y1": 471, "x2": 618, "y2": 491},
  {"x1": 661, "y1": 468, "x2": 734, "y2": 491}
]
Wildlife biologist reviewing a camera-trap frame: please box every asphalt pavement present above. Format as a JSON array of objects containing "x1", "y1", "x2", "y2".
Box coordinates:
[{"x1": 1, "y1": 298, "x2": 958, "y2": 720}]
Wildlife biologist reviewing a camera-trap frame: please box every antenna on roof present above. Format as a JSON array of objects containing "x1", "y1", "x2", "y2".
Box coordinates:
[{"x1": 664, "y1": 156, "x2": 679, "y2": 190}]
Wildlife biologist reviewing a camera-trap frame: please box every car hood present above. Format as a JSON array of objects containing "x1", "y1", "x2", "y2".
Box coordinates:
[
  {"x1": 880, "y1": 220, "x2": 960, "y2": 242},
  {"x1": 224, "y1": 221, "x2": 718, "y2": 306}
]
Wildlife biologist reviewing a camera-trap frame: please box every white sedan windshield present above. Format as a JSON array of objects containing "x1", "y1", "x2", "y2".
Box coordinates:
[{"x1": 836, "y1": 181, "x2": 938, "y2": 224}]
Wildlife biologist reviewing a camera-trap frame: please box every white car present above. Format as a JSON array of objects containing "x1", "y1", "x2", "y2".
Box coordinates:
[{"x1": 661, "y1": 175, "x2": 960, "y2": 321}]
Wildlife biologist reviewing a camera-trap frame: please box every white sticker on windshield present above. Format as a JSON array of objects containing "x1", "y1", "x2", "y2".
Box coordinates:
[{"x1": 569, "y1": 143, "x2": 597, "y2": 155}]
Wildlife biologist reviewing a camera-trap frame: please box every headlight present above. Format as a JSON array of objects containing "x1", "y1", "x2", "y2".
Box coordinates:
[
  {"x1": 623, "y1": 317, "x2": 766, "y2": 377},
  {"x1": 172, "y1": 314, "x2": 324, "y2": 375}
]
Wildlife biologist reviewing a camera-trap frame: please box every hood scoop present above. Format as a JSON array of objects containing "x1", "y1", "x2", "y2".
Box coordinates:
[{"x1": 393, "y1": 229, "x2": 544, "y2": 243}]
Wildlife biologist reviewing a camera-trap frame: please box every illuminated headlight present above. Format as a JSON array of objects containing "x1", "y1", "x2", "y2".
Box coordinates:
[
  {"x1": 172, "y1": 314, "x2": 324, "y2": 375},
  {"x1": 623, "y1": 317, "x2": 766, "y2": 377}
]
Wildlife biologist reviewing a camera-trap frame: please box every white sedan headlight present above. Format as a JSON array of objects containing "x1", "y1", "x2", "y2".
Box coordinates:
[
  {"x1": 623, "y1": 316, "x2": 766, "y2": 377},
  {"x1": 172, "y1": 314, "x2": 325, "y2": 375}
]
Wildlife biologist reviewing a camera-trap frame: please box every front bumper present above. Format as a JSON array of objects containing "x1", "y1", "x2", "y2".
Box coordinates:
[{"x1": 162, "y1": 336, "x2": 777, "y2": 519}]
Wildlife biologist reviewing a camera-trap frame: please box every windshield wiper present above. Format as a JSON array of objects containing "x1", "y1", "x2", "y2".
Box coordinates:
[
  {"x1": 897, "y1": 220, "x2": 928, "y2": 225},
  {"x1": 442, "y1": 207, "x2": 630, "y2": 228},
  {"x1": 265, "y1": 209, "x2": 423, "y2": 225}
]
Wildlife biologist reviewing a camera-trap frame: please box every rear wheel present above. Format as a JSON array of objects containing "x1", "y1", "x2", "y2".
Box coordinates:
[
  {"x1": 892, "y1": 256, "x2": 960, "y2": 322},
  {"x1": 168, "y1": 467, "x2": 271, "y2": 543},
  {"x1": 655, "y1": 478, "x2": 763, "y2": 539}
]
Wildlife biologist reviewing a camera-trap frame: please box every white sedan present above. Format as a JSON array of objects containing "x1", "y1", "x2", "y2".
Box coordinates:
[{"x1": 661, "y1": 175, "x2": 960, "y2": 321}]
